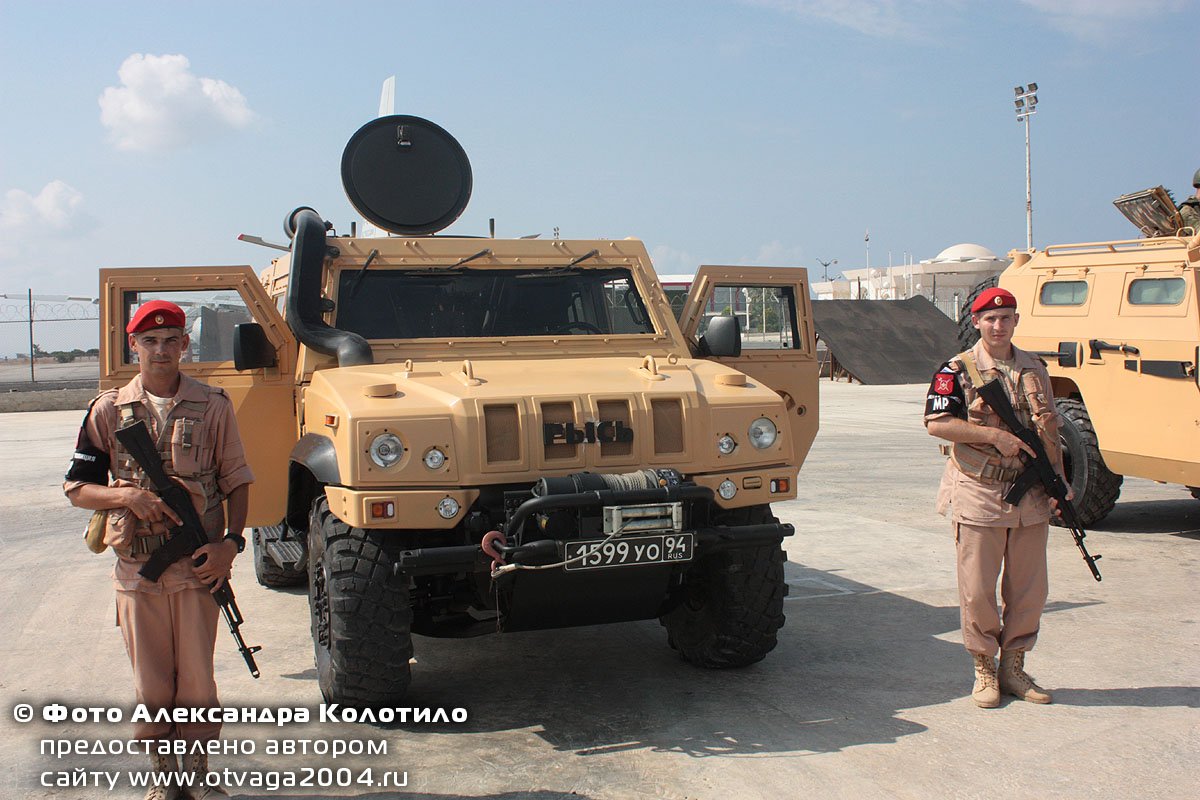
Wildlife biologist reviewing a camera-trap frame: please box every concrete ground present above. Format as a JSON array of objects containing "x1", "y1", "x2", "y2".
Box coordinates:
[
  {"x1": 0, "y1": 359, "x2": 97, "y2": 412},
  {"x1": 1, "y1": 381, "x2": 1196, "y2": 799}
]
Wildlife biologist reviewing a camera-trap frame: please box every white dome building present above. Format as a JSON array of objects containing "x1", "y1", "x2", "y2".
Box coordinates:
[
  {"x1": 927, "y1": 243, "x2": 1004, "y2": 265},
  {"x1": 813, "y1": 243, "x2": 1009, "y2": 319}
]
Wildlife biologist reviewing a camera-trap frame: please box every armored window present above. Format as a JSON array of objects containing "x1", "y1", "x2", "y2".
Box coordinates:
[
  {"x1": 121, "y1": 290, "x2": 253, "y2": 364},
  {"x1": 1039, "y1": 281, "x2": 1088, "y2": 306},
  {"x1": 696, "y1": 285, "x2": 800, "y2": 350},
  {"x1": 1128, "y1": 277, "x2": 1186, "y2": 306},
  {"x1": 335, "y1": 267, "x2": 657, "y2": 339}
]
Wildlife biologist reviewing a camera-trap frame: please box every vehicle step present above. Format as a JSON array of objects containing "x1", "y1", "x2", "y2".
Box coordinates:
[{"x1": 267, "y1": 539, "x2": 305, "y2": 569}]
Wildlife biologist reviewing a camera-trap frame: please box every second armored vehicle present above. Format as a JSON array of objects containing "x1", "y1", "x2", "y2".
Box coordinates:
[{"x1": 959, "y1": 190, "x2": 1199, "y2": 524}]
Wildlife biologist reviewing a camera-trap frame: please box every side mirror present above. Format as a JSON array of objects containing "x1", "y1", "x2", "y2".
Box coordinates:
[
  {"x1": 699, "y1": 315, "x2": 742, "y2": 358},
  {"x1": 233, "y1": 323, "x2": 277, "y2": 371}
]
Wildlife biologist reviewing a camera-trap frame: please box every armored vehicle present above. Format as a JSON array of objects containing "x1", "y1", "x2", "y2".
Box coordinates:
[
  {"x1": 958, "y1": 190, "x2": 1199, "y2": 525},
  {"x1": 98, "y1": 115, "x2": 818, "y2": 704}
]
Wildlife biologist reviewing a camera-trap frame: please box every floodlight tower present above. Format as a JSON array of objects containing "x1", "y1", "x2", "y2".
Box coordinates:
[
  {"x1": 816, "y1": 258, "x2": 838, "y2": 281},
  {"x1": 1014, "y1": 82, "x2": 1038, "y2": 251}
]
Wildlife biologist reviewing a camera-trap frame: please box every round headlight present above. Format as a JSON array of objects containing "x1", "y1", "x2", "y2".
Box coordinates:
[
  {"x1": 423, "y1": 448, "x2": 447, "y2": 470},
  {"x1": 717, "y1": 479, "x2": 737, "y2": 501},
  {"x1": 717, "y1": 434, "x2": 737, "y2": 455},
  {"x1": 436, "y1": 497, "x2": 461, "y2": 519},
  {"x1": 369, "y1": 433, "x2": 404, "y2": 467},
  {"x1": 748, "y1": 417, "x2": 778, "y2": 450}
]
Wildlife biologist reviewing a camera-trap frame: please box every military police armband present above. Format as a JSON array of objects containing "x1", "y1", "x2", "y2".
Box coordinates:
[
  {"x1": 65, "y1": 407, "x2": 110, "y2": 484},
  {"x1": 65, "y1": 439, "x2": 110, "y2": 484},
  {"x1": 925, "y1": 362, "x2": 966, "y2": 419}
]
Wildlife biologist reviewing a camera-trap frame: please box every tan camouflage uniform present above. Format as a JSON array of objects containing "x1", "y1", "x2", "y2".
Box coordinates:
[{"x1": 64, "y1": 373, "x2": 252, "y2": 742}]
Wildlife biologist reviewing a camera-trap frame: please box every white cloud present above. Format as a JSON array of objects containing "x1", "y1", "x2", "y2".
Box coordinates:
[
  {"x1": 650, "y1": 244, "x2": 698, "y2": 277},
  {"x1": 1019, "y1": 0, "x2": 1185, "y2": 18},
  {"x1": 0, "y1": 180, "x2": 86, "y2": 235},
  {"x1": 744, "y1": 0, "x2": 937, "y2": 39},
  {"x1": 742, "y1": 241, "x2": 807, "y2": 266},
  {"x1": 1018, "y1": 0, "x2": 1190, "y2": 37},
  {"x1": 747, "y1": 0, "x2": 1188, "y2": 39},
  {"x1": 98, "y1": 53, "x2": 253, "y2": 151},
  {"x1": 0, "y1": 181, "x2": 95, "y2": 290}
]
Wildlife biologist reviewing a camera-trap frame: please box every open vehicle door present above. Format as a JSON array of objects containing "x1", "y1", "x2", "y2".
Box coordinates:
[
  {"x1": 679, "y1": 265, "x2": 819, "y2": 464},
  {"x1": 99, "y1": 266, "x2": 296, "y2": 526}
]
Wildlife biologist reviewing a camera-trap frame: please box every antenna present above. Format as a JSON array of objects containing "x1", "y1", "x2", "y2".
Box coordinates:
[{"x1": 378, "y1": 75, "x2": 395, "y2": 117}]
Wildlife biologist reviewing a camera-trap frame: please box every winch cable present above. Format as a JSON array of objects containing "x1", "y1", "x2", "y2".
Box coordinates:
[{"x1": 488, "y1": 529, "x2": 626, "y2": 579}]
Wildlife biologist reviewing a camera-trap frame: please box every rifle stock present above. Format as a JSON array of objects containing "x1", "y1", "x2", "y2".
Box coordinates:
[
  {"x1": 974, "y1": 380, "x2": 1102, "y2": 582},
  {"x1": 114, "y1": 420, "x2": 263, "y2": 676}
]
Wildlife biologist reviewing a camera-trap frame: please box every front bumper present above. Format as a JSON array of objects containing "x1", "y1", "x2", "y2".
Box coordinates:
[{"x1": 393, "y1": 483, "x2": 794, "y2": 576}]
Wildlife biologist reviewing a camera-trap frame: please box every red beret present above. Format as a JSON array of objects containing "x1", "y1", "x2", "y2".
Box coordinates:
[
  {"x1": 127, "y1": 300, "x2": 186, "y2": 334},
  {"x1": 970, "y1": 287, "x2": 1017, "y2": 314}
]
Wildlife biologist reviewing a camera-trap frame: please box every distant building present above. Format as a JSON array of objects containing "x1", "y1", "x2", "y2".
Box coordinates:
[{"x1": 811, "y1": 243, "x2": 1008, "y2": 319}]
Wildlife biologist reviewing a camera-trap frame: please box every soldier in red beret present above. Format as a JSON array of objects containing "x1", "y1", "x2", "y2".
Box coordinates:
[
  {"x1": 922, "y1": 286, "x2": 1071, "y2": 708},
  {"x1": 65, "y1": 299, "x2": 253, "y2": 799}
]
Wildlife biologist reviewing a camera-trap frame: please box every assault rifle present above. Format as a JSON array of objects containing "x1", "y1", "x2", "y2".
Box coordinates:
[
  {"x1": 974, "y1": 380, "x2": 1103, "y2": 582},
  {"x1": 114, "y1": 420, "x2": 263, "y2": 676}
]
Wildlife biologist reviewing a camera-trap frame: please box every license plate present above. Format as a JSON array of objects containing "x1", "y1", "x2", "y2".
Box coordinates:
[{"x1": 563, "y1": 533, "x2": 694, "y2": 572}]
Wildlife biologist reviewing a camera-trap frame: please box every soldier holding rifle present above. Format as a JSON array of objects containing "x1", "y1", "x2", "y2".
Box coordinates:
[
  {"x1": 64, "y1": 300, "x2": 253, "y2": 799},
  {"x1": 924, "y1": 287, "x2": 1071, "y2": 709}
]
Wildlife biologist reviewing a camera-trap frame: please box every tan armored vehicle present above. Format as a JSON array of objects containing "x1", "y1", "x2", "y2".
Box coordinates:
[
  {"x1": 98, "y1": 115, "x2": 818, "y2": 705},
  {"x1": 959, "y1": 190, "x2": 1199, "y2": 525}
]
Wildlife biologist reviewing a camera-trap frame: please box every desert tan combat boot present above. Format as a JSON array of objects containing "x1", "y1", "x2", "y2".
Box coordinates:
[
  {"x1": 143, "y1": 751, "x2": 180, "y2": 800},
  {"x1": 971, "y1": 653, "x2": 1000, "y2": 708},
  {"x1": 181, "y1": 752, "x2": 229, "y2": 799},
  {"x1": 999, "y1": 649, "x2": 1052, "y2": 703}
]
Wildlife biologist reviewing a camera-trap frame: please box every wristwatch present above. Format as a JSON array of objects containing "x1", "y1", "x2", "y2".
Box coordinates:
[{"x1": 223, "y1": 531, "x2": 246, "y2": 554}]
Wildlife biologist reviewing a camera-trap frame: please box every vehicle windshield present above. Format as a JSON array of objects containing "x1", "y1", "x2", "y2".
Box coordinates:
[{"x1": 335, "y1": 267, "x2": 657, "y2": 340}]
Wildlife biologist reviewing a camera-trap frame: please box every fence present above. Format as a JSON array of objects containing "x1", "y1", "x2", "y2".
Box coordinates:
[{"x1": 0, "y1": 291, "x2": 100, "y2": 385}]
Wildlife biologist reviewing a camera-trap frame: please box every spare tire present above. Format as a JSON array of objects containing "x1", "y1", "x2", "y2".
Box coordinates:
[{"x1": 1057, "y1": 398, "x2": 1123, "y2": 526}]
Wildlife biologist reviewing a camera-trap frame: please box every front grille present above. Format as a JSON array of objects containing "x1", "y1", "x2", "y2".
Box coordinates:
[
  {"x1": 597, "y1": 399, "x2": 633, "y2": 457},
  {"x1": 541, "y1": 401, "x2": 577, "y2": 461},
  {"x1": 484, "y1": 404, "x2": 521, "y2": 463},
  {"x1": 485, "y1": 396, "x2": 688, "y2": 465},
  {"x1": 651, "y1": 398, "x2": 684, "y2": 454}
]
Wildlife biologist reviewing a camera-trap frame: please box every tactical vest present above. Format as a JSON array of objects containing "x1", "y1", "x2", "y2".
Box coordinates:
[
  {"x1": 109, "y1": 390, "x2": 222, "y2": 550},
  {"x1": 950, "y1": 349, "x2": 1058, "y2": 484}
]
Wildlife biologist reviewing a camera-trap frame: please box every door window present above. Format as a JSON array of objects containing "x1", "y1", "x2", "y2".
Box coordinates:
[
  {"x1": 696, "y1": 285, "x2": 800, "y2": 350},
  {"x1": 122, "y1": 290, "x2": 254, "y2": 364}
]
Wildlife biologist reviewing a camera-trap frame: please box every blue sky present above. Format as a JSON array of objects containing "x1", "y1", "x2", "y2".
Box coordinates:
[{"x1": 1, "y1": 0, "x2": 1196, "y2": 298}]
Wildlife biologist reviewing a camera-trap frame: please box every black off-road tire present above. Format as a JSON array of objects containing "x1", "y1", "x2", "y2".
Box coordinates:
[
  {"x1": 308, "y1": 496, "x2": 413, "y2": 706},
  {"x1": 956, "y1": 276, "x2": 999, "y2": 351},
  {"x1": 660, "y1": 504, "x2": 788, "y2": 668},
  {"x1": 1057, "y1": 398, "x2": 1122, "y2": 526},
  {"x1": 253, "y1": 524, "x2": 307, "y2": 588}
]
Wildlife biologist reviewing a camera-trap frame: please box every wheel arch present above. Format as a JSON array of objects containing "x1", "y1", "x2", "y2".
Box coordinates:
[
  {"x1": 1050, "y1": 376, "x2": 1081, "y2": 400},
  {"x1": 287, "y1": 433, "x2": 339, "y2": 531}
]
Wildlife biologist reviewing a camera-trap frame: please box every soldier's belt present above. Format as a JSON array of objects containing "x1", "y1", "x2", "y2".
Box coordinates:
[
  {"x1": 131, "y1": 533, "x2": 170, "y2": 555},
  {"x1": 978, "y1": 463, "x2": 1022, "y2": 484}
]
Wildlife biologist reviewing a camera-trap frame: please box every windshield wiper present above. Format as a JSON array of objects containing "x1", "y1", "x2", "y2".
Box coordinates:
[
  {"x1": 451, "y1": 248, "x2": 492, "y2": 267},
  {"x1": 346, "y1": 248, "x2": 380, "y2": 295},
  {"x1": 565, "y1": 249, "x2": 599, "y2": 267}
]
